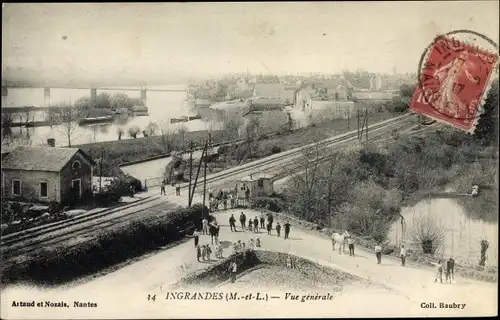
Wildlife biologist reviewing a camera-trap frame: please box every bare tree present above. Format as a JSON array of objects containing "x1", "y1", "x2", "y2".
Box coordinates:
[
  {"x1": 406, "y1": 208, "x2": 447, "y2": 254},
  {"x1": 243, "y1": 115, "x2": 261, "y2": 158},
  {"x1": 55, "y1": 103, "x2": 81, "y2": 147},
  {"x1": 284, "y1": 138, "x2": 323, "y2": 220},
  {"x1": 144, "y1": 121, "x2": 159, "y2": 137},
  {"x1": 177, "y1": 125, "x2": 188, "y2": 149},
  {"x1": 117, "y1": 127, "x2": 124, "y2": 140},
  {"x1": 128, "y1": 126, "x2": 141, "y2": 139},
  {"x1": 159, "y1": 120, "x2": 175, "y2": 154}
]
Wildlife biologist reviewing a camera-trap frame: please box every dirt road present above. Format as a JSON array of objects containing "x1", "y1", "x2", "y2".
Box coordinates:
[{"x1": 1, "y1": 209, "x2": 496, "y2": 319}]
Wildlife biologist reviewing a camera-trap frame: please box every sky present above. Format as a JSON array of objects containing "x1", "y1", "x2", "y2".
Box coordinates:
[{"x1": 2, "y1": 2, "x2": 499, "y2": 85}]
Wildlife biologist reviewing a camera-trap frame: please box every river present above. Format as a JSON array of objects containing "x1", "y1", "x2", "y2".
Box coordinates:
[
  {"x1": 390, "y1": 197, "x2": 498, "y2": 267},
  {"x1": 2, "y1": 85, "x2": 217, "y2": 147}
]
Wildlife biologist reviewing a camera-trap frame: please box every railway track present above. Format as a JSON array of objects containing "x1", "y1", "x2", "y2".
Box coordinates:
[{"x1": 1, "y1": 113, "x2": 417, "y2": 261}]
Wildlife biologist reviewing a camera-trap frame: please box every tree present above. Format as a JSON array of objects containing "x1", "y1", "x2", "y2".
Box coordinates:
[
  {"x1": 117, "y1": 127, "x2": 124, "y2": 140},
  {"x1": 55, "y1": 103, "x2": 81, "y2": 147},
  {"x1": 159, "y1": 121, "x2": 175, "y2": 153},
  {"x1": 177, "y1": 125, "x2": 188, "y2": 149},
  {"x1": 128, "y1": 126, "x2": 141, "y2": 139},
  {"x1": 399, "y1": 83, "x2": 417, "y2": 98},
  {"x1": 243, "y1": 116, "x2": 260, "y2": 158},
  {"x1": 285, "y1": 139, "x2": 323, "y2": 220},
  {"x1": 144, "y1": 121, "x2": 159, "y2": 137},
  {"x1": 406, "y1": 208, "x2": 446, "y2": 254},
  {"x1": 474, "y1": 78, "x2": 498, "y2": 146},
  {"x1": 110, "y1": 92, "x2": 132, "y2": 111},
  {"x1": 96, "y1": 92, "x2": 111, "y2": 109}
]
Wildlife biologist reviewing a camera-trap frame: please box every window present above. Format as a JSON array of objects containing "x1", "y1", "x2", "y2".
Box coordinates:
[
  {"x1": 258, "y1": 179, "x2": 264, "y2": 187},
  {"x1": 12, "y1": 180, "x2": 21, "y2": 196},
  {"x1": 72, "y1": 160, "x2": 81, "y2": 169},
  {"x1": 40, "y1": 182, "x2": 48, "y2": 198}
]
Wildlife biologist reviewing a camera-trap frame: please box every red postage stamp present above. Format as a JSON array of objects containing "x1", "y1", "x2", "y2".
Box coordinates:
[{"x1": 411, "y1": 34, "x2": 498, "y2": 133}]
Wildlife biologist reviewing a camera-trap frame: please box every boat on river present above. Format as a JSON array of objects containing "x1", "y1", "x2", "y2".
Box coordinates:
[
  {"x1": 78, "y1": 116, "x2": 113, "y2": 125},
  {"x1": 170, "y1": 114, "x2": 202, "y2": 123}
]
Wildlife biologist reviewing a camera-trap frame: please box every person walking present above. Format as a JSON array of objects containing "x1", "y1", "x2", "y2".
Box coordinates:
[
  {"x1": 192, "y1": 229, "x2": 200, "y2": 248},
  {"x1": 446, "y1": 257, "x2": 455, "y2": 282},
  {"x1": 347, "y1": 236, "x2": 355, "y2": 257},
  {"x1": 196, "y1": 245, "x2": 202, "y2": 262},
  {"x1": 206, "y1": 244, "x2": 212, "y2": 260},
  {"x1": 229, "y1": 214, "x2": 237, "y2": 232},
  {"x1": 202, "y1": 218, "x2": 208, "y2": 235},
  {"x1": 375, "y1": 243, "x2": 382, "y2": 264},
  {"x1": 434, "y1": 259, "x2": 444, "y2": 283},
  {"x1": 229, "y1": 261, "x2": 238, "y2": 283},
  {"x1": 248, "y1": 219, "x2": 253, "y2": 232},
  {"x1": 239, "y1": 212, "x2": 246, "y2": 231},
  {"x1": 175, "y1": 183, "x2": 181, "y2": 196},
  {"x1": 276, "y1": 222, "x2": 281, "y2": 237},
  {"x1": 400, "y1": 245, "x2": 406, "y2": 267},
  {"x1": 160, "y1": 180, "x2": 166, "y2": 195},
  {"x1": 267, "y1": 221, "x2": 272, "y2": 235},
  {"x1": 284, "y1": 221, "x2": 291, "y2": 239},
  {"x1": 201, "y1": 245, "x2": 207, "y2": 261},
  {"x1": 260, "y1": 214, "x2": 265, "y2": 229},
  {"x1": 253, "y1": 217, "x2": 259, "y2": 233},
  {"x1": 208, "y1": 188, "x2": 213, "y2": 200},
  {"x1": 267, "y1": 213, "x2": 274, "y2": 229}
]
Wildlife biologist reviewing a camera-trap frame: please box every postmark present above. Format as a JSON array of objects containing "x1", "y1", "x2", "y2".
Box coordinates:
[{"x1": 411, "y1": 30, "x2": 499, "y2": 133}]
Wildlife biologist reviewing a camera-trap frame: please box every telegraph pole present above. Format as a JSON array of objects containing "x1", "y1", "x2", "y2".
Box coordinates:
[
  {"x1": 188, "y1": 141, "x2": 193, "y2": 207},
  {"x1": 99, "y1": 147, "x2": 104, "y2": 191},
  {"x1": 189, "y1": 142, "x2": 206, "y2": 207},
  {"x1": 357, "y1": 109, "x2": 360, "y2": 139},
  {"x1": 347, "y1": 106, "x2": 350, "y2": 130},
  {"x1": 202, "y1": 140, "x2": 209, "y2": 217},
  {"x1": 365, "y1": 108, "x2": 369, "y2": 142}
]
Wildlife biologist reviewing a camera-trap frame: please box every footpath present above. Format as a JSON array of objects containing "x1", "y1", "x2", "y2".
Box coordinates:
[{"x1": 1, "y1": 206, "x2": 496, "y2": 319}]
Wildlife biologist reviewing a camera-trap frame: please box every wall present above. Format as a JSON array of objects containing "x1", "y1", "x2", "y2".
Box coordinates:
[
  {"x1": 252, "y1": 179, "x2": 273, "y2": 197},
  {"x1": 59, "y1": 151, "x2": 93, "y2": 203},
  {"x1": 2, "y1": 169, "x2": 60, "y2": 203}
]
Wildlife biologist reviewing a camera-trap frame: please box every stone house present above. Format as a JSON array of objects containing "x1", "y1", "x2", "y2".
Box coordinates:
[{"x1": 1, "y1": 145, "x2": 95, "y2": 204}]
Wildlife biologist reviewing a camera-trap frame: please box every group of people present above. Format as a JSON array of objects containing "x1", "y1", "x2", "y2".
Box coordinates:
[
  {"x1": 196, "y1": 241, "x2": 224, "y2": 261},
  {"x1": 159, "y1": 179, "x2": 181, "y2": 196},
  {"x1": 208, "y1": 188, "x2": 237, "y2": 212},
  {"x1": 232, "y1": 238, "x2": 261, "y2": 253},
  {"x1": 191, "y1": 217, "x2": 225, "y2": 262},
  {"x1": 230, "y1": 212, "x2": 292, "y2": 239}
]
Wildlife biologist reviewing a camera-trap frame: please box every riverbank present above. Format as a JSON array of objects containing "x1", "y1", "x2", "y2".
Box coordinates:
[{"x1": 79, "y1": 110, "x2": 398, "y2": 177}]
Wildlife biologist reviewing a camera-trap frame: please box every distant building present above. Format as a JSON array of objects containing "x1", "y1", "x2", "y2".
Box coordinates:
[
  {"x1": 195, "y1": 98, "x2": 212, "y2": 108},
  {"x1": 253, "y1": 83, "x2": 286, "y2": 99},
  {"x1": 247, "y1": 97, "x2": 287, "y2": 112},
  {"x1": 2, "y1": 145, "x2": 95, "y2": 204},
  {"x1": 235, "y1": 174, "x2": 274, "y2": 198}
]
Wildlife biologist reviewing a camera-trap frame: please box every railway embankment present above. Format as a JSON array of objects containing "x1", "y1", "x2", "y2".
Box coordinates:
[{"x1": 0, "y1": 204, "x2": 207, "y2": 287}]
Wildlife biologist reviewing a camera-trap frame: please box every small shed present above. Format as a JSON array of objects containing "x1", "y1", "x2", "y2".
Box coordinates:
[{"x1": 235, "y1": 174, "x2": 274, "y2": 199}]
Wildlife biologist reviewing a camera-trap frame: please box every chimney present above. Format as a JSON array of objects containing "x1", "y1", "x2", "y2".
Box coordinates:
[{"x1": 47, "y1": 138, "x2": 55, "y2": 147}]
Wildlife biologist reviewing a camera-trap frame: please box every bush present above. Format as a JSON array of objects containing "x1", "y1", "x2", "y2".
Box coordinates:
[
  {"x1": 271, "y1": 145, "x2": 282, "y2": 154},
  {"x1": 1, "y1": 203, "x2": 208, "y2": 286},
  {"x1": 252, "y1": 197, "x2": 286, "y2": 212}
]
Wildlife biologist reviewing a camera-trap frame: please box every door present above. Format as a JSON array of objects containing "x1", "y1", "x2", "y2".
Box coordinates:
[{"x1": 72, "y1": 179, "x2": 81, "y2": 198}]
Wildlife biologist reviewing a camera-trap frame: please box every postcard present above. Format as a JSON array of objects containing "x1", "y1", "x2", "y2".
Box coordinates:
[{"x1": 1, "y1": 2, "x2": 498, "y2": 319}]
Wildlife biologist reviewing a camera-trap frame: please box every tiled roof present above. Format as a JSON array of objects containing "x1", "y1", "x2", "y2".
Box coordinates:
[
  {"x1": 2, "y1": 146, "x2": 91, "y2": 172},
  {"x1": 249, "y1": 97, "x2": 287, "y2": 106}
]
